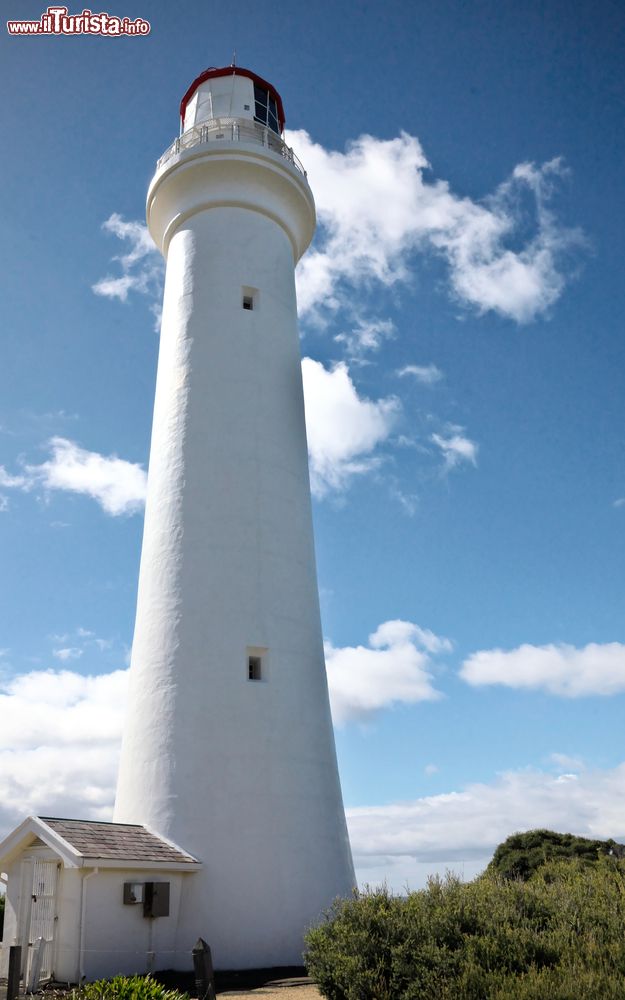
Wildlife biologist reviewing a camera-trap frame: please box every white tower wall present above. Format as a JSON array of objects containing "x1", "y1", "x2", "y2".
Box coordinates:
[
  {"x1": 183, "y1": 75, "x2": 255, "y2": 130},
  {"x1": 114, "y1": 84, "x2": 355, "y2": 970}
]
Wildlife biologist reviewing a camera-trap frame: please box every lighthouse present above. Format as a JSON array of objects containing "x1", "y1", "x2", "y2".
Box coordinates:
[{"x1": 113, "y1": 66, "x2": 356, "y2": 969}]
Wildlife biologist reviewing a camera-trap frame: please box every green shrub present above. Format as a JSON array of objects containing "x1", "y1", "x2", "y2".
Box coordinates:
[
  {"x1": 486, "y1": 828, "x2": 624, "y2": 881},
  {"x1": 304, "y1": 886, "x2": 405, "y2": 1000},
  {"x1": 305, "y1": 859, "x2": 625, "y2": 1000},
  {"x1": 78, "y1": 975, "x2": 188, "y2": 1000}
]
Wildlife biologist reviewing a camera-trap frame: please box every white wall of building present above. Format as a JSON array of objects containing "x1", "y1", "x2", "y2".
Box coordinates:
[
  {"x1": 115, "y1": 132, "x2": 355, "y2": 969},
  {"x1": 77, "y1": 869, "x2": 187, "y2": 980},
  {"x1": 50, "y1": 865, "x2": 81, "y2": 982}
]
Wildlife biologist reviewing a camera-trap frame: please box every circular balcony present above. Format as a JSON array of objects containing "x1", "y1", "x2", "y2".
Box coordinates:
[{"x1": 157, "y1": 117, "x2": 307, "y2": 177}]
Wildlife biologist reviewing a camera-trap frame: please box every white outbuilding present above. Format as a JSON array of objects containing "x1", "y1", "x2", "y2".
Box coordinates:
[{"x1": 0, "y1": 816, "x2": 200, "y2": 985}]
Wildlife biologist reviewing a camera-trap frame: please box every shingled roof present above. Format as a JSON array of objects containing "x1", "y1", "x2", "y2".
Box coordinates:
[{"x1": 38, "y1": 817, "x2": 200, "y2": 866}]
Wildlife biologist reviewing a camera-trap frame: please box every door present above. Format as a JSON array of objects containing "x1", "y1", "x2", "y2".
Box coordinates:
[{"x1": 24, "y1": 859, "x2": 59, "y2": 987}]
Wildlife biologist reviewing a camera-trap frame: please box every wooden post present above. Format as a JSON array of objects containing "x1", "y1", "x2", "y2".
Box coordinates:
[
  {"x1": 192, "y1": 938, "x2": 216, "y2": 1000},
  {"x1": 7, "y1": 945, "x2": 22, "y2": 1000},
  {"x1": 27, "y1": 938, "x2": 44, "y2": 994}
]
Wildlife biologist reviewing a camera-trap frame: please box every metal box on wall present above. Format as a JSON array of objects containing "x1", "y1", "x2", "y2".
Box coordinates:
[{"x1": 143, "y1": 882, "x2": 170, "y2": 918}]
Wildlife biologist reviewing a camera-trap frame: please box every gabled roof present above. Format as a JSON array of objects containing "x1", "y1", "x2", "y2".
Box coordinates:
[
  {"x1": 40, "y1": 818, "x2": 200, "y2": 865},
  {"x1": 0, "y1": 816, "x2": 201, "y2": 872}
]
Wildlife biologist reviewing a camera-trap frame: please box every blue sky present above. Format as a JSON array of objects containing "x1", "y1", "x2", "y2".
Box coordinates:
[{"x1": 1, "y1": 0, "x2": 625, "y2": 889}]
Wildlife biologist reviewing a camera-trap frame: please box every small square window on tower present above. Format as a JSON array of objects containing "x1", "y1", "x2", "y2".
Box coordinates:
[
  {"x1": 242, "y1": 286, "x2": 258, "y2": 311},
  {"x1": 247, "y1": 646, "x2": 268, "y2": 681}
]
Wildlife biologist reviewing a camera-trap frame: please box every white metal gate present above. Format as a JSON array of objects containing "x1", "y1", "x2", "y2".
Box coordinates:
[{"x1": 24, "y1": 859, "x2": 58, "y2": 989}]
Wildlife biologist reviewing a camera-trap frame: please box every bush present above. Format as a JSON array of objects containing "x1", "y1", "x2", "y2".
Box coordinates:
[
  {"x1": 304, "y1": 858, "x2": 625, "y2": 1000},
  {"x1": 303, "y1": 886, "x2": 405, "y2": 1000},
  {"x1": 486, "y1": 828, "x2": 625, "y2": 882},
  {"x1": 78, "y1": 975, "x2": 188, "y2": 1000}
]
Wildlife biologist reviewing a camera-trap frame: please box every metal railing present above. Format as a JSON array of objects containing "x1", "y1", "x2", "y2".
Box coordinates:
[{"x1": 157, "y1": 118, "x2": 307, "y2": 177}]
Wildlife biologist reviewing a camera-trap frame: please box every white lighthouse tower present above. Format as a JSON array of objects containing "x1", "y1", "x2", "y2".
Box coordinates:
[{"x1": 114, "y1": 66, "x2": 355, "y2": 970}]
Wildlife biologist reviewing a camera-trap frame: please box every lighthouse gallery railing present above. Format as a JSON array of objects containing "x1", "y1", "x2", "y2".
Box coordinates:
[{"x1": 157, "y1": 117, "x2": 307, "y2": 177}]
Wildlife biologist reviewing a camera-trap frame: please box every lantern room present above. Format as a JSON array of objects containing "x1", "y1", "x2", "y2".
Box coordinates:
[{"x1": 179, "y1": 66, "x2": 286, "y2": 135}]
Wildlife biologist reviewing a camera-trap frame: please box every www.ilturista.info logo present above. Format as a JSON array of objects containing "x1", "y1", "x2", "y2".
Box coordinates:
[{"x1": 7, "y1": 5, "x2": 150, "y2": 35}]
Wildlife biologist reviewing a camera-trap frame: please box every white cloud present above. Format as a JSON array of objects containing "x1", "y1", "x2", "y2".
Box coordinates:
[
  {"x1": 347, "y1": 762, "x2": 625, "y2": 890},
  {"x1": 53, "y1": 647, "x2": 83, "y2": 662},
  {"x1": 613, "y1": 497, "x2": 625, "y2": 508},
  {"x1": 432, "y1": 160, "x2": 580, "y2": 323},
  {"x1": 52, "y1": 628, "x2": 115, "y2": 660},
  {"x1": 287, "y1": 130, "x2": 582, "y2": 324},
  {"x1": 325, "y1": 619, "x2": 450, "y2": 726},
  {"x1": 30, "y1": 437, "x2": 147, "y2": 516},
  {"x1": 334, "y1": 318, "x2": 396, "y2": 359},
  {"x1": 431, "y1": 425, "x2": 478, "y2": 469},
  {"x1": 92, "y1": 274, "x2": 140, "y2": 302},
  {"x1": 301, "y1": 358, "x2": 400, "y2": 496},
  {"x1": 460, "y1": 641, "x2": 625, "y2": 697},
  {"x1": 288, "y1": 129, "x2": 435, "y2": 319},
  {"x1": 92, "y1": 214, "x2": 163, "y2": 325},
  {"x1": 0, "y1": 668, "x2": 127, "y2": 835},
  {"x1": 101, "y1": 215, "x2": 155, "y2": 270},
  {"x1": 0, "y1": 495, "x2": 8, "y2": 512},
  {"x1": 0, "y1": 467, "x2": 27, "y2": 489},
  {"x1": 549, "y1": 752, "x2": 584, "y2": 772},
  {"x1": 95, "y1": 138, "x2": 582, "y2": 333},
  {"x1": 1, "y1": 437, "x2": 147, "y2": 516},
  {"x1": 389, "y1": 483, "x2": 419, "y2": 517},
  {"x1": 1, "y1": 670, "x2": 126, "y2": 745},
  {"x1": 397, "y1": 364, "x2": 443, "y2": 384}
]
